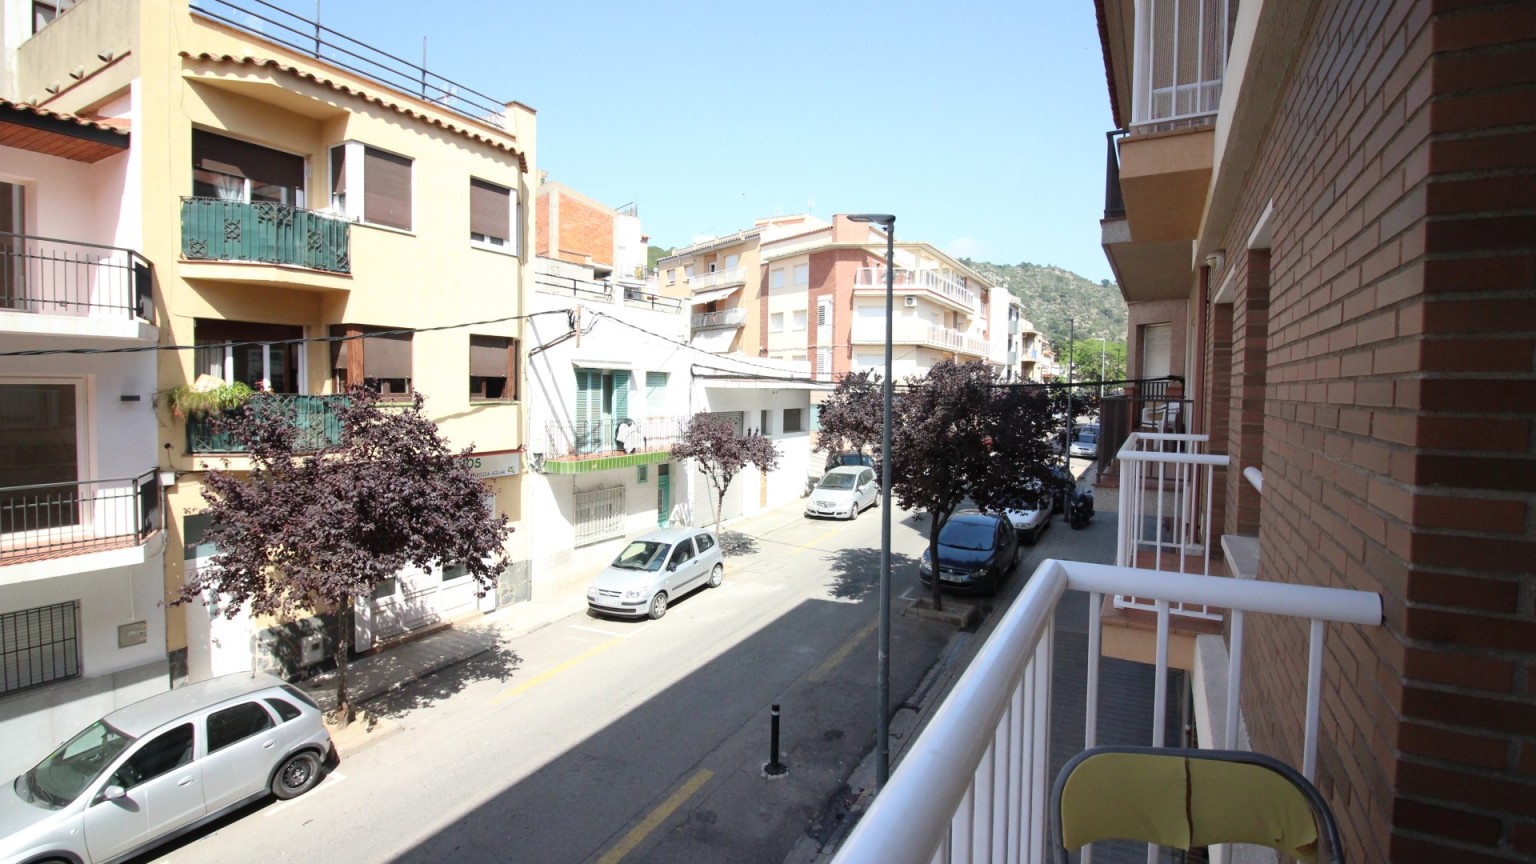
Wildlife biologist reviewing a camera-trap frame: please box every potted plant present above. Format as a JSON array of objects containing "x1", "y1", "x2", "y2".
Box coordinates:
[{"x1": 159, "y1": 375, "x2": 255, "y2": 419}]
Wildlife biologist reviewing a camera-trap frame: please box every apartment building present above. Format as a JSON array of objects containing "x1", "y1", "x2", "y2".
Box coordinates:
[
  {"x1": 1095, "y1": 0, "x2": 1534, "y2": 859},
  {"x1": 0, "y1": 98, "x2": 167, "y2": 776},
  {"x1": 757, "y1": 214, "x2": 993, "y2": 383},
  {"x1": 5, "y1": 0, "x2": 535, "y2": 690},
  {"x1": 536, "y1": 180, "x2": 648, "y2": 285}
]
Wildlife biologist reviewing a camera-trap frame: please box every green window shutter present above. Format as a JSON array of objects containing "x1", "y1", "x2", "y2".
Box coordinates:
[
  {"x1": 645, "y1": 372, "x2": 668, "y2": 416},
  {"x1": 611, "y1": 370, "x2": 630, "y2": 419},
  {"x1": 575, "y1": 369, "x2": 597, "y2": 429}
]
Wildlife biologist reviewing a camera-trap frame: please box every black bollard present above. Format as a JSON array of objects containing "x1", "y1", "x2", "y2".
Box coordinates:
[{"x1": 766, "y1": 704, "x2": 787, "y2": 776}]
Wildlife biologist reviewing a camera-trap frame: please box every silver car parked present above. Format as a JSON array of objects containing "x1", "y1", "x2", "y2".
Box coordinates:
[
  {"x1": 587, "y1": 526, "x2": 725, "y2": 620},
  {"x1": 805, "y1": 466, "x2": 879, "y2": 520},
  {"x1": 1, "y1": 672, "x2": 333, "y2": 864}
]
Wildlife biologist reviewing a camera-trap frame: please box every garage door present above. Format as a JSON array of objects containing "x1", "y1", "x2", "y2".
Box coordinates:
[{"x1": 691, "y1": 411, "x2": 744, "y2": 526}]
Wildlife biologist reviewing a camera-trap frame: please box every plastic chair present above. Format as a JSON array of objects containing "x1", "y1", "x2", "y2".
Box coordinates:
[{"x1": 1050, "y1": 746, "x2": 1343, "y2": 864}]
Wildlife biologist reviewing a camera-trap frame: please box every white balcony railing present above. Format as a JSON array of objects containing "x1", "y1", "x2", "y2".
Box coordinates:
[
  {"x1": 852, "y1": 267, "x2": 977, "y2": 310},
  {"x1": 688, "y1": 266, "x2": 747, "y2": 292},
  {"x1": 691, "y1": 307, "x2": 746, "y2": 330},
  {"x1": 1115, "y1": 432, "x2": 1230, "y2": 619},
  {"x1": 831, "y1": 558, "x2": 1381, "y2": 864},
  {"x1": 850, "y1": 320, "x2": 987, "y2": 357}
]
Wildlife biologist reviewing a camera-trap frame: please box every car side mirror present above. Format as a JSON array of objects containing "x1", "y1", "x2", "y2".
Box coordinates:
[
  {"x1": 101, "y1": 785, "x2": 126, "y2": 802},
  {"x1": 667, "y1": 560, "x2": 678, "y2": 572}
]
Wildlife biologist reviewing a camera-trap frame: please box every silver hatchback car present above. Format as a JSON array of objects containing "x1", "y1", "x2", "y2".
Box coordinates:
[
  {"x1": 0, "y1": 672, "x2": 333, "y2": 864},
  {"x1": 587, "y1": 526, "x2": 725, "y2": 620}
]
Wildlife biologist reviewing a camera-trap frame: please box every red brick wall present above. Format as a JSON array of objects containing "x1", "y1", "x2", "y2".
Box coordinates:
[
  {"x1": 1224, "y1": 249, "x2": 1269, "y2": 536},
  {"x1": 1214, "y1": 1, "x2": 1536, "y2": 861},
  {"x1": 551, "y1": 193, "x2": 614, "y2": 268},
  {"x1": 534, "y1": 194, "x2": 550, "y2": 259},
  {"x1": 1206, "y1": 296, "x2": 1233, "y2": 540}
]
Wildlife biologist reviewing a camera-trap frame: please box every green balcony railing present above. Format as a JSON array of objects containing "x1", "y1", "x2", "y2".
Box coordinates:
[
  {"x1": 187, "y1": 394, "x2": 349, "y2": 453},
  {"x1": 181, "y1": 197, "x2": 351, "y2": 273}
]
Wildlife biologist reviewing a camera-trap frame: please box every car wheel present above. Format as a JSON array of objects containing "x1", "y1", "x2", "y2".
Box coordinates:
[
  {"x1": 272, "y1": 750, "x2": 322, "y2": 800},
  {"x1": 849, "y1": 502, "x2": 859, "y2": 521},
  {"x1": 708, "y1": 563, "x2": 723, "y2": 588},
  {"x1": 648, "y1": 591, "x2": 669, "y2": 620}
]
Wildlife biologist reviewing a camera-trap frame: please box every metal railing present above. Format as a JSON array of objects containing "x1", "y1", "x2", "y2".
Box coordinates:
[
  {"x1": 189, "y1": 0, "x2": 508, "y2": 129},
  {"x1": 621, "y1": 286, "x2": 683, "y2": 312},
  {"x1": 186, "y1": 394, "x2": 348, "y2": 453},
  {"x1": 1116, "y1": 432, "x2": 1230, "y2": 619},
  {"x1": 851, "y1": 320, "x2": 987, "y2": 357},
  {"x1": 691, "y1": 307, "x2": 745, "y2": 330},
  {"x1": 831, "y1": 558, "x2": 1381, "y2": 864},
  {"x1": 689, "y1": 266, "x2": 746, "y2": 291},
  {"x1": 1, "y1": 601, "x2": 80, "y2": 695},
  {"x1": 0, "y1": 471, "x2": 161, "y2": 561},
  {"x1": 853, "y1": 267, "x2": 977, "y2": 309},
  {"x1": 0, "y1": 232, "x2": 153, "y2": 323},
  {"x1": 543, "y1": 416, "x2": 684, "y2": 460},
  {"x1": 535, "y1": 273, "x2": 613, "y2": 301},
  {"x1": 181, "y1": 198, "x2": 351, "y2": 273}
]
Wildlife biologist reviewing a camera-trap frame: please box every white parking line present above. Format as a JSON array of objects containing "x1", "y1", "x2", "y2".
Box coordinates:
[{"x1": 264, "y1": 770, "x2": 346, "y2": 817}]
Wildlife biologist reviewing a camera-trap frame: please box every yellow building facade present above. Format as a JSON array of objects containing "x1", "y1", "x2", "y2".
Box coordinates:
[{"x1": 10, "y1": 0, "x2": 534, "y2": 681}]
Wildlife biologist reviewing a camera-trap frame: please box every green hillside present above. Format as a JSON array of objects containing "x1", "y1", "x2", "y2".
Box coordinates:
[{"x1": 961, "y1": 260, "x2": 1127, "y2": 348}]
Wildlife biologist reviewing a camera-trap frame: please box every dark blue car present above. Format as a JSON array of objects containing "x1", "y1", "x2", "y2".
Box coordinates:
[{"x1": 917, "y1": 510, "x2": 1021, "y2": 595}]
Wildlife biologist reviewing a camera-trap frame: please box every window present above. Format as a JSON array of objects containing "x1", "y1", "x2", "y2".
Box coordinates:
[
  {"x1": 793, "y1": 264, "x2": 809, "y2": 286},
  {"x1": 770, "y1": 269, "x2": 785, "y2": 291},
  {"x1": 469, "y1": 334, "x2": 517, "y2": 401},
  {"x1": 669, "y1": 538, "x2": 696, "y2": 568},
  {"x1": 575, "y1": 369, "x2": 630, "y2": 455},
  {"x1": 194, "y1": 320, "x2": 303, "y2": 394},
  {"x1": 265, "y1": 698, "x2": 302, "y2": 723},
  {"x1": 0, "y1": 601, "x2": 80, "y2": 694},
  {"x1": 207, "y1": 702, "x2": 274, "y2": 753},
  {"x1": 330, "y1": 143, "x2": 412, "y2": 230},
  {"x1": 695, "y1": 533, "x2": 716, "y2": 554},
  {"x1": 33, "y1": 0, "x2": 70, "y2": 33},
  {"x1": 112, "y1": 724, "x2": 194, "y2": 790},
  {"x1": 332, "y1": 325, "x2": 412, "y2": 398},
  {"x1": 725, "y1": 254, "x2": 739, "y2": 269},
  {"x1": 644, "y1": 371, "x2": 668, "y2": 415},
  {"x1": 192, "y1": 130, "x2": 305, "y2": 206},
  {"x1": 1, "y1": 383, "x2": 82, "y2": 535},
  {"x1": 685, "y1": 265, "x2": 695, "y2": 279},
  {"x1": 783, "y1": 408, "x2": 804, "y2": 433},
  {"x1": 760, "y1": 410, "x2": 771, "y2": 435},
  {"x1": 769, "y1": 312, "x2": 784, "y2": 333},
  {"x1": 470, "y1": 178, "x2": 519, "y2": 252},
  {"x1": 1135, "y1": 0, "x2": 1228, "y2": 123},
  {"x1": 666, "y1": 269, "x2": 676, "y2": 284},
  {"x1": 792, "y1": 310, "x2": 807, "y2": 331}
]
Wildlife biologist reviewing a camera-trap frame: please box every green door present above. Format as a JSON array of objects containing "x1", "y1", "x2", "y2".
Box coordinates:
[{"x1": 657, "y1": 464, "x2": 671, "y2": 527}]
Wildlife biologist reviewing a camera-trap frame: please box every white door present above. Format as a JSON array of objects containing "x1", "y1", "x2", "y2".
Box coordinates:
[
  {"x1": 200, "y1": 701, "x2": 279, "y2": 811},
  {"x1": 84, "y1": 723, "x2": 204, "y2": 862}
]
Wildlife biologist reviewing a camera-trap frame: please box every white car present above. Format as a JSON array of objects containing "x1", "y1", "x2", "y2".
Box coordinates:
[
  {"x1": 587, "y1": 526, "x2": 724, "y2": 620},
  {"x1": 1069, "y1": 428, "x2": 1099, "y2": 459},
  {"x1": 1, "y1": 673, "x2": 332, "y2": 864},
  {"x1": 1000, "y1": 500, "x2": 1052, "y2": 546},
  {"x1": 805, "y1": 466, "x2": 879, "y2": 520}
]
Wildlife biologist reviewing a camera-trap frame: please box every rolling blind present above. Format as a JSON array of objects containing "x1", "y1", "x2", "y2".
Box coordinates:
[
  {"x1": 364, "y1": 147, "x2": 412, "y2": 230},
  {"x1": 470, "y1": 179, "x2": 510, "y2": 241}
]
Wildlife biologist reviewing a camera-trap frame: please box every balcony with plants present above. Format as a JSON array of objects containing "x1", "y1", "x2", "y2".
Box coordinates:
[
  {"x1": 180, "y1": 197, "x2": 351, "y2": 277},
  {"x1": 538, "y1": 417, "x2": 684, "y2": 475},
  {"x1": 171, "y1": 385, "x2": 348, "y2": 455}
]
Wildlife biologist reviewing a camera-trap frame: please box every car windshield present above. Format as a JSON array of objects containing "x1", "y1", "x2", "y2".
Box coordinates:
[
  {"x1": 18, "y1": 719, "x2": 134, "y2": 809},
  {"x1": 1078, "y1": 431, "x2": 1097, "y2": 443},
  {"x1": 839, "y1": 455, "x2": 869, "y2": 466},
  {"x1": 940, "y1": 520, "x2": 997, "y2": 551},
  {"x1": 612, "y1": 540, "x2": 671, "y2": 571},
  {"x1": 818, "y1": 473, "x2": 857, "y2": 490}
]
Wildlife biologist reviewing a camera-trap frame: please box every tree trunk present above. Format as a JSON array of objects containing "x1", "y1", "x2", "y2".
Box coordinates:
[
  {"x1": 927, "y1": 511, "x2": 948, "y2": 612},
  {"x1": 333, "y1": 603, "x2": 354, "y2": 726}
]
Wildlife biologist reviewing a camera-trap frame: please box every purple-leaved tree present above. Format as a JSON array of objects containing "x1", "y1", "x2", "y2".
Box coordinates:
[
  {"x1": 671, "y1": 413, "x2": 780, "y2": 539},
  {"x1": 817, "y1": 369, "x2": 885, "y2": 461},
  {"x1": 890, "y1": 361, "x2": 1066, "y2": 610},
  {"x1": 173, "y1": 386, "x2": 511, "y2": 724}
]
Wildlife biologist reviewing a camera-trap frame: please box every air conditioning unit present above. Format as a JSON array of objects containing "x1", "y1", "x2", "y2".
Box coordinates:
[
  {"x1": 903, "y1": 296, "x2": 918, "y2": 308},
  {"x1": 300, "y1": 633, "x2": 326, "y2": 668}
]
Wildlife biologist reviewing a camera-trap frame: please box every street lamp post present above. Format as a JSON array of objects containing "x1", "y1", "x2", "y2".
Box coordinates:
[{"x1": 847, "y1": 213, "x2": 895, "y2": 788}]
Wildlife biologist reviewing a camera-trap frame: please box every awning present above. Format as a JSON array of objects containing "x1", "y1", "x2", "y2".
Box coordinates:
[
  {"x1": 689, "y1": 329, "x2": 737, "y2": 352},
  {"x1": 690, "y1": 285, "x2": 742, "y2": 305}
]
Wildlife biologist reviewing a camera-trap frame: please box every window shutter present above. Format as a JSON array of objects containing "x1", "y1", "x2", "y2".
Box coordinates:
[
  {"x1": 469, "y1": 335, "x2": 509, "y2": 377},
  {"x1": 645, "y1": 372, "x2": 668, "y2": 415},
  {"x1": 611, "y1": 370, "x2": 630, "y2": 420},
  {"x1": 364, "y1": 147, "x2": 412, "y2": 230},
  {"x1": 193, "y1": 130, "x2": 304, "y2": 194},
  {"x1": 470, "y1": 179, "x2": 510, "y2": 241},
  {"x1": 575, "y1": 369, "x2": 597, "y2": 430},
  {"x1": 364, "y1": 331, "x2": 412, "y2": 380},
  {"x1": 1143, "y1": 323, "x2": 1172, "y2": 379}
]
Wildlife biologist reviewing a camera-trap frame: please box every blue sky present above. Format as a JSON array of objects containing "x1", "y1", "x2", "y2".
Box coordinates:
[{"x1": 294, "y1": 1, "x2": 1116, "y2": 282}]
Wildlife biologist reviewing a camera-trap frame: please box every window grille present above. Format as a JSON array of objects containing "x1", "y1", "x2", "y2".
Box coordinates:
[
  {"x1": 1, "y1": 600, "x2": 80, "y2": 695},
  {"x1": 573, "y1": 486, "x2": 625, "y2": 547},
  {"x1": 1135, "y1": 0, "x2": 1227, "y2": 126}
]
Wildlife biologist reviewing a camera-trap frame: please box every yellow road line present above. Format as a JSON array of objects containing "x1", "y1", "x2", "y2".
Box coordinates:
[
  {"x1": 596, "y1": 769, "x2": 714, "y2": 864},
  {"x1": 791, "y1": 524, "x2": 846, "y2": 556},
  {"x1": 489, "y1": 636, "x2": 623, "y2": 705},
  {"x1": 808, "y1": 617, "x2": 879, "y2": 682}
]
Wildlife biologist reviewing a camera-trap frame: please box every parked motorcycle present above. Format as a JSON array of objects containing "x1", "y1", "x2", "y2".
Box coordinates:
[{"x1": 1069, "y1": 486, "x2": 1095, "y2": 530}]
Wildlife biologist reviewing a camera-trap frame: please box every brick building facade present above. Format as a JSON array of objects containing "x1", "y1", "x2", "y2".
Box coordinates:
[{"x1": 1097, "y1": 0, "x2": 1534, "y2": 859}]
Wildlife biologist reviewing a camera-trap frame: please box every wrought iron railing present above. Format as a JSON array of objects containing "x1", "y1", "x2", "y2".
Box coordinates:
[
  {"x1": 691, "y1": 307, "x2": 745, "y2": 330},
  {"x1": 0, "y1": 232, "x2": 153, "y2": 323},
  {"x1": 189, "y1": 0, "x2": 508, "y2": 129},
  {"x1": 830, "y1": 559, "x2": 1380, "y2": 863},
  {"x1": 0, "y1": 471, "x2": 161, "y2": 561},
  {"x1": 543, "y1": 416, "x2": 684, "y2": 460},
  {"x1": 621, "y1": 286, "x2": 683, "y2": 312},
  {"x1": 1, "y1": 601, "x2": 80, "y2": 695},
  {"x1": 535, "y1": 273, "x2": 613, "y2": 301},
  {"x1": 181, "y1": 197, "x2": 351, "y2": 273},
  {"x1": 186, "y1": 394, "x2": 348, "y2": 453}
]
